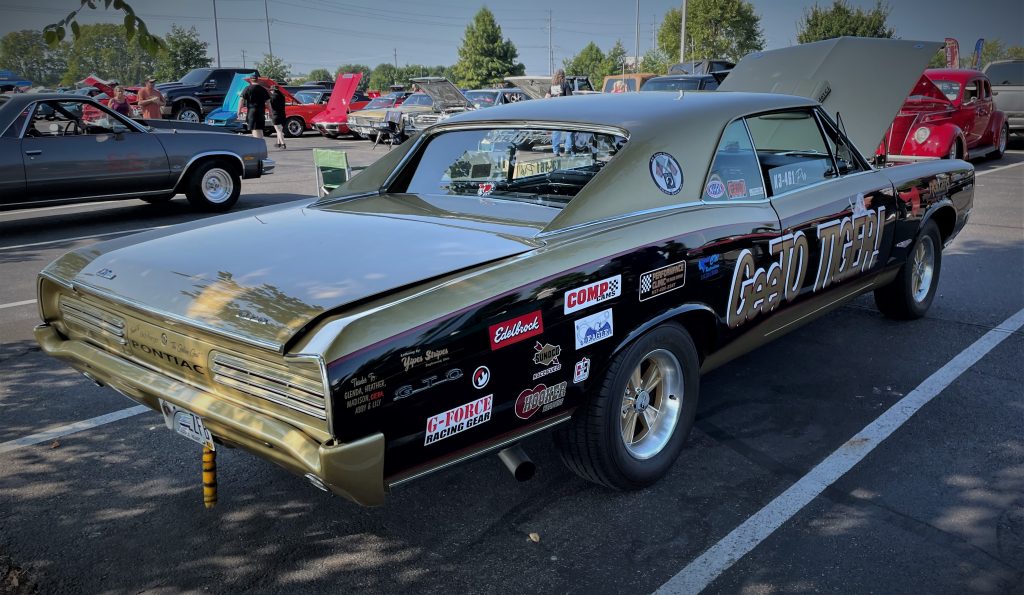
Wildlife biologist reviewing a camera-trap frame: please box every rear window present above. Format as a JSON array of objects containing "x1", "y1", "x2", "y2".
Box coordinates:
[
  {"x1": 603, "y1": 78, "x2": 637, "y2": 92},
  {"x1": 399, "y1": 128, "x2": 627, "y2": 208},
  {"x1": 402, "y1": 94, "x2": 433, "y2": 107},
  {"x1": 985, "y1": 61, "x2": 1024, "y2": 85}
]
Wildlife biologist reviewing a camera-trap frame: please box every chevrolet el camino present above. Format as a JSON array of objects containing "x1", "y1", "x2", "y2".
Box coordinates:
[{"x1": 35, "y1": 38, "x2": 972, "y2": 506}]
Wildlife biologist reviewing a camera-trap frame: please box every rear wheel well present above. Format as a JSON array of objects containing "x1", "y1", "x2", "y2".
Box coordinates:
[
  {"x1": 671, "y1": 309, "x2": 719, "y2": 364},
  {"x1": 928, "y1": 206, "x2": 957, "y2": 244},
  {"x1": 175, "y1": 155, "x2": 242, "y2": 192}
]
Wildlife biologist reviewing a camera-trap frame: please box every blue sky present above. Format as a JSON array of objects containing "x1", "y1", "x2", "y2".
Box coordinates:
[{"x1": 4, "y1": 0, "x2": 1022, "y2": 75}]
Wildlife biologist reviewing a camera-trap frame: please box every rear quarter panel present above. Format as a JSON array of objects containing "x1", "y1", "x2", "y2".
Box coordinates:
[
  {"x1": 155, "y1": 131, "x2": 267, "y2": 180},
  {"x1": 879, "y1": 159, "x2": 974, "y2": 251}
]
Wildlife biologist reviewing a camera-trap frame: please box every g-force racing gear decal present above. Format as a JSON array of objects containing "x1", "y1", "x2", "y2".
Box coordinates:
[{"x1": 424, "y1": 395, "x2": 493, "y2": 445}]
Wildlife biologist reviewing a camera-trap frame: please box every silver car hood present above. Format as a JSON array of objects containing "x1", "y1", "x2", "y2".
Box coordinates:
[{"x1": 719, "y1": 37, "x2": 944, "y2": 159}]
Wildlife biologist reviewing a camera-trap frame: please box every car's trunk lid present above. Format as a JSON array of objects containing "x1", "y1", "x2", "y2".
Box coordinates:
[{"x1": 71, "y1": 197, "x2": 546, "y2": 352}]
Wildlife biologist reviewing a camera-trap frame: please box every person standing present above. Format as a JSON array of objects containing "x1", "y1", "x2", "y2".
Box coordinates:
[
  {"x1": 107, "y1": 86, "x2": 132, "y2": 116},
  {"x1": 268, "y1": 85, "x2": 287, "y2": 149},
  {"x1": 136, "y1": 77, "x2": 164, "y2": 120},
  {"x1": 241, "y1": 79, "x2": 270, "y2": 139},
  {"x1": 546, "y1": 69, "x2": 573, "y2": 156}
]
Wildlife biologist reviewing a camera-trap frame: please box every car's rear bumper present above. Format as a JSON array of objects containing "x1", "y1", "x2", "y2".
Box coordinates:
[
  {"x1": 261, "y1": 158, "x2": 275, "y2": 175},
  {"x1": 34, "y1": 323, "x2": 386, "y2": 506},
  {"x1": 1006, "y1": 114, "x2": 1024, "y2": 132}
]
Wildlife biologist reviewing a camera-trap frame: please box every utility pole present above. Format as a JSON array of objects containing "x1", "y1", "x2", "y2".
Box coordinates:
[
  {"x1": 212, "y1": 0, "x2": 221, "y2": 67},
  {"x1": 263, "y1": 0, "x2": 273, "y2": 60},
  {"x1": 393, "y1": 48, "x2": 398, "y2": 69},
  {"x1": 241, "y1": 49, "x2": 246, "y2": 68},
  {"x1": 679, "y1": 0, "x2": 687, "y2": 63},
  {"x1": 634, "y1": 0, "x2": 640, "y2": 72},
  {"x1": 548, "y1": 10, "x2": 553, "y2": 76}
]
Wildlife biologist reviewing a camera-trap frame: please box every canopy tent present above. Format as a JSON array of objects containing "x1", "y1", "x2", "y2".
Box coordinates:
[{"x1": 0, "y1": 70, "x2": 32, "y2": 88}]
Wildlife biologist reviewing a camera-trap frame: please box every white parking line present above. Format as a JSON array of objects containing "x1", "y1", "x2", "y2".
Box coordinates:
[
  {"x1": 0, "y1": 299, "x2": 36, "y2": 310},
  {"x1": 976, "y1": 160, "x2": 1024, "y2": 177},
  {"x1": 655, "y1": 306, "x2": 1024, "y2": 595},
  {"x1": 0, "y1": 226, "x2": 165, "y2": 252},
  {"x1": 0, "y1": 405, "x2": 150, "y2": 455}
]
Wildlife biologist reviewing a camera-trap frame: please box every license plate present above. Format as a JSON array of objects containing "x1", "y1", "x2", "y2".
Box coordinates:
[{"x1": 159, "y1": 399, "x2": 214, "y2": 450}]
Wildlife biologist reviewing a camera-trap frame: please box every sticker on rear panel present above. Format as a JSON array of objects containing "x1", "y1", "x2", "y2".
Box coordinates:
[
  {"x1": 574, "y1": 308, "x2": 613, "y2": 349},
  {"x1": 424, "y1": 395, "x2": 493, "y2": 445},
  {"x1": 649, "y1": 153, "x2": 682, "y2": 195}
]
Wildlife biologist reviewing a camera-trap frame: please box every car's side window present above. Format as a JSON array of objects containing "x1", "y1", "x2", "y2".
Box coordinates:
[
  {"x1": 25, "y1": 100, "x2": 130, "y2": 138},
  {"x1": 964, "y1": 81, "x2": 979, "y2": 103},
  {"x1": 816, "y1": 111, "x2": 866, "y2": 176},
  {"x1": 3, "y1": 105, "x2": 32, "y2": 138},
  {"x1": 702, "y1": 119, "x2": 765, "y2": 201},
  {"x1": 981, "y1": 80, "x2": 991, "y2": 99},
  {"x1": 746, "y1": 110, "x2": 834, "y2": 197},
  {"x1": 703, "y1": 79, "x2": 719, "y2": 90}
]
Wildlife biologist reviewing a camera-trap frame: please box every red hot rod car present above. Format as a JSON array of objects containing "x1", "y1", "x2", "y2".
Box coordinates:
[{"x1": 879, "y1": 68, "x2": 1008, "y2": 163}]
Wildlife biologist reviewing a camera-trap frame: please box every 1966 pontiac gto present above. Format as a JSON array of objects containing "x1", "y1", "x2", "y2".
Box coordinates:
[{"x1": 35, "y1": 38, "x2": 972, "y2": 506}]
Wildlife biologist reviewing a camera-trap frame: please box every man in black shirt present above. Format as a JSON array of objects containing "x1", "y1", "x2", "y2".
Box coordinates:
[{"x1": 241, "y1": 80, "x2": 270, "y2": 139}]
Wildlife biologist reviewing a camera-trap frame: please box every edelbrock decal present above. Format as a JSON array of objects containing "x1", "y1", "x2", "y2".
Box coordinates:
[
  {"x1": 564, "y1": 275, "x2": 621, "y2": 314},
  {"x1": 489, "y1": 310, "x2": 544, "y2": 350},
  {"x1": 424, "y1": 395, "x2": 492, "y2": 445},
  {"x1": 727, "y1": 204, "x2": 886, "y2": 328},
  {"x1": 515, "y1": 382, "x2": 568, "y2": 419},
  {"x1": 639, "y1": 261, "x2": 686, "y2": 302},
  {"x1": 574, "y1": 308, "x2": 613, "y2": 349}
]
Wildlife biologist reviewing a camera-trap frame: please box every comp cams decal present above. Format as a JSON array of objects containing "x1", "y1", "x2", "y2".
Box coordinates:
[
  {"x1": 424, "y1": 395, "x2": 492, "y2": 445},
  {"x1": 564, "y1": 275, "x2": 621, "y2": 314},
  {"x1": 489, "y1": 310, "x2": 544, "y2": 350},
  {"x1": 515, "y1": 382, "x2": 568, "y2": 419},
  {"x1": 649, "y1": 152, "x2": 682, "y2": 195},
  {"x1": 574, "y1": 308, "x2": 613, "y2": 349},
  {"x1": 639, "y1": 261, "x2": 686, "y2": 302},
  {"x1": 727, "y1": 205, "x2": 886, "y2": 329},
  {"x1": 532, "y1": 342, "x2": 562, "y2": 380}
]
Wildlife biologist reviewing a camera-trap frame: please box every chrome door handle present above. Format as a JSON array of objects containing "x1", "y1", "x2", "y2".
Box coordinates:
[{"x1": 25, "y1": 150, "x2": 42, "y2": 156}]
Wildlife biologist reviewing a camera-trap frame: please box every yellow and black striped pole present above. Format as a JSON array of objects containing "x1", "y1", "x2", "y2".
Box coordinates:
[{"x1": 202, "y1": 446, "x2": 217, "y2": 508}]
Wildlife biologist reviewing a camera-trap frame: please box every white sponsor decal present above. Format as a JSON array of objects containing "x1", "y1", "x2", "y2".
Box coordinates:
[
  {"x1": 564, "y1": 275, "x2": 621, "y2": 314},
  {"x1": 424, "y1": 395, "x2": 492, "y2": 445},
  {"x1": 574, "y1": 308, "x2": 614, "y2": 349},
  {"x1": 573, "y1": 357, "x2": 591, "y2": 384}
]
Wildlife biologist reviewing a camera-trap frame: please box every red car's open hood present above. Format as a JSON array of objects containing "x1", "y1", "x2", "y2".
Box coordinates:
[
  {"x1": 903, "y1": 73, "x2": 953, "y2": 106},
  {"x1": 312, "y1": 72, "x2": 363, "y2": 124}
]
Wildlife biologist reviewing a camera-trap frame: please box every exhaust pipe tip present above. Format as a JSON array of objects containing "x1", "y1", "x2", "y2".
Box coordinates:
[{"x1": 497, "y1": 444, "x2": 535, "y2": 482}]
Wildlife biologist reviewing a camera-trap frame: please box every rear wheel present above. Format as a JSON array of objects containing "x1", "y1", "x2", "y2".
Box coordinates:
[
  {"x1": 175, "y1": 104, "x2": 201, "y2": 123},
  {"x1": 990, "y1": 123, "x2": 1008, "y2": 159},
  {"x1": 184, "y1": 160, "x2": 241, "y2": 212},
  {"x1": 285, "y1": 117, "x2": 305, "y2": 138},
  {"x1": 554, "y1": 323, "x2": 699, "y2": 490},
  {"x1": 874, "y1": 220, "x2": 942, "y2": 320},
  {"x1": 944, "y1": 139, "x2": 961, "y2": 160}
]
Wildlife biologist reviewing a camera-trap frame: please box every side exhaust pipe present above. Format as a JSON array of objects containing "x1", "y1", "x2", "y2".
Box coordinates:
[{"x1": 497, "y1": 444, "x2": 535, "y2": 481}]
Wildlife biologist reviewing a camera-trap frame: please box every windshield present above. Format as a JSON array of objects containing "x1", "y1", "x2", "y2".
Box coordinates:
[
  {"x1": 931, "y1": 80, "x2": 961, "y2": 101},
  {"x1": 466, "y1": 91, "x2": 499, "y2": 107},
  {"x1": 364, "y1": 94, "x2": 399, "y2": 110},
  {"x1": 178, "y1": 69, "x2": 213, "y2": 85},
  {"x1": 402, "y1": 93, "x2": 433, "y2": 107},
  {"x1": 293, "y1": 91, "x2": 320, "y2": 104},
  {"x1": 401, "y1": 128, "x2": 627, "y2": 208},
  {"x1": 642, "y1": 78, "x2": 704, "y2": 92}
]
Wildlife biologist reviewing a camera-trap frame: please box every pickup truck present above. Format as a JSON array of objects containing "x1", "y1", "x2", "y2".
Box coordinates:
[
  {"x1": 158, "y1": 67, "x2": 258, "y2": 123},
  {"x1": 985, "y1": 59, "x2": 1024, "y2": 134}
]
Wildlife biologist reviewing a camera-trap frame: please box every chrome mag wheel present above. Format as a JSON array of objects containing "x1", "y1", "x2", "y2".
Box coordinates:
[
  {"x1": 201, "y1": 168, "x2": 234, "y2": 204},
  {"x1": 619, "y1": 348, "x2": 684, "y2": 460},
  {"x1": 911, "y1": 233, "x2": 935, "y2": 303}
]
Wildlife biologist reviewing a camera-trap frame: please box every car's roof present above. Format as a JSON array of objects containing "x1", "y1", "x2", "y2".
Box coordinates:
[
  {"x1": 436, "y1": 91, "x2": 818, "y2": 231},
  {"x1": 926, "y1": 68, "x2": 986, "y2": 82},
  {"x1": 647, "y1": 74, "x2": 715, "y2": 81}
]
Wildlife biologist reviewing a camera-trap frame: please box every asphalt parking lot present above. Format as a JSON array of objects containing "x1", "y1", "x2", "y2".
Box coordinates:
[{"x1": 1, "y1": 132, "x2": 1022, "y2": 594}]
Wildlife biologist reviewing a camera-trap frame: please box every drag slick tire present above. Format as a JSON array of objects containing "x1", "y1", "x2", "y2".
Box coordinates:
[
  {"x1": 874, "y1": 220, "x2": 941, "y2": 319},
  {"x1": 184, "y1": 159, "x2": 241, "y2": 212},
  {"x1": 285, "y1": 117, "x2": 305, "y2": 138},
  {"x1": 554, "y1": 323, "x2": 699, "y2": 490}
]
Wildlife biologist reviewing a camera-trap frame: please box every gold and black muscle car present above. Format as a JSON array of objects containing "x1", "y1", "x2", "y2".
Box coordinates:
[
  {"x1": 0, "y1": 93, "x2": 273, "y2": 212},
  {"x1": 36, "y1": 38, "x2": 972, "y2": 506}
]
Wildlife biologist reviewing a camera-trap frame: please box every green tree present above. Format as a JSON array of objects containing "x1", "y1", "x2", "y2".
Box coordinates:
[
  {"x1": 797, "y1": 1, "x2": 895, "y2": 44},
  {"x1": 306, "y1": 68, "x2": 333, "y2": 82},
  {"x1": 563, "y1": 42, "x2": 606, "y2": 83},
  {"x1": 451, "y1": 8, "x2": 525, "y2": 88},
  {"x1": 60, "y1": 23, "x2": 156, "y2": 85},
  {"x1": 336, "y1": 63, "x2": 372, "y2": 90},
  {"x1": 367, "y1": 62, "x2": 399, "y2": 92},
  {"x1": 658, "y1": 0, "x2": 764, "y2": 63},
  {"x1": 154, "y1": 25, "x2": 210, "y2": 81},
  {"x1": 604, "y1": 40, "x2": 628, "y2": 75},
  {"x1": 640, "y1": 48, "x2": 671, "y2": 74},
  {"x1": 1006, "y1": 46, "x2": 1024, "y2": 60},
  {"x1": 0, "y1": 30, "x2": 70, "y2": 86},
  {"x1": 256, "y1": 53, "x2": 289, "y2": 81},
  {"x1": 44, "y1": 0, "x2": 163, "y2": 54}
]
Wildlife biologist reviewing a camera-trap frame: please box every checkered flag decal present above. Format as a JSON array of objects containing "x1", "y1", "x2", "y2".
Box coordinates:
[{"x1": 639, "y1": 273, "x2": 653, "y2": 294}]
